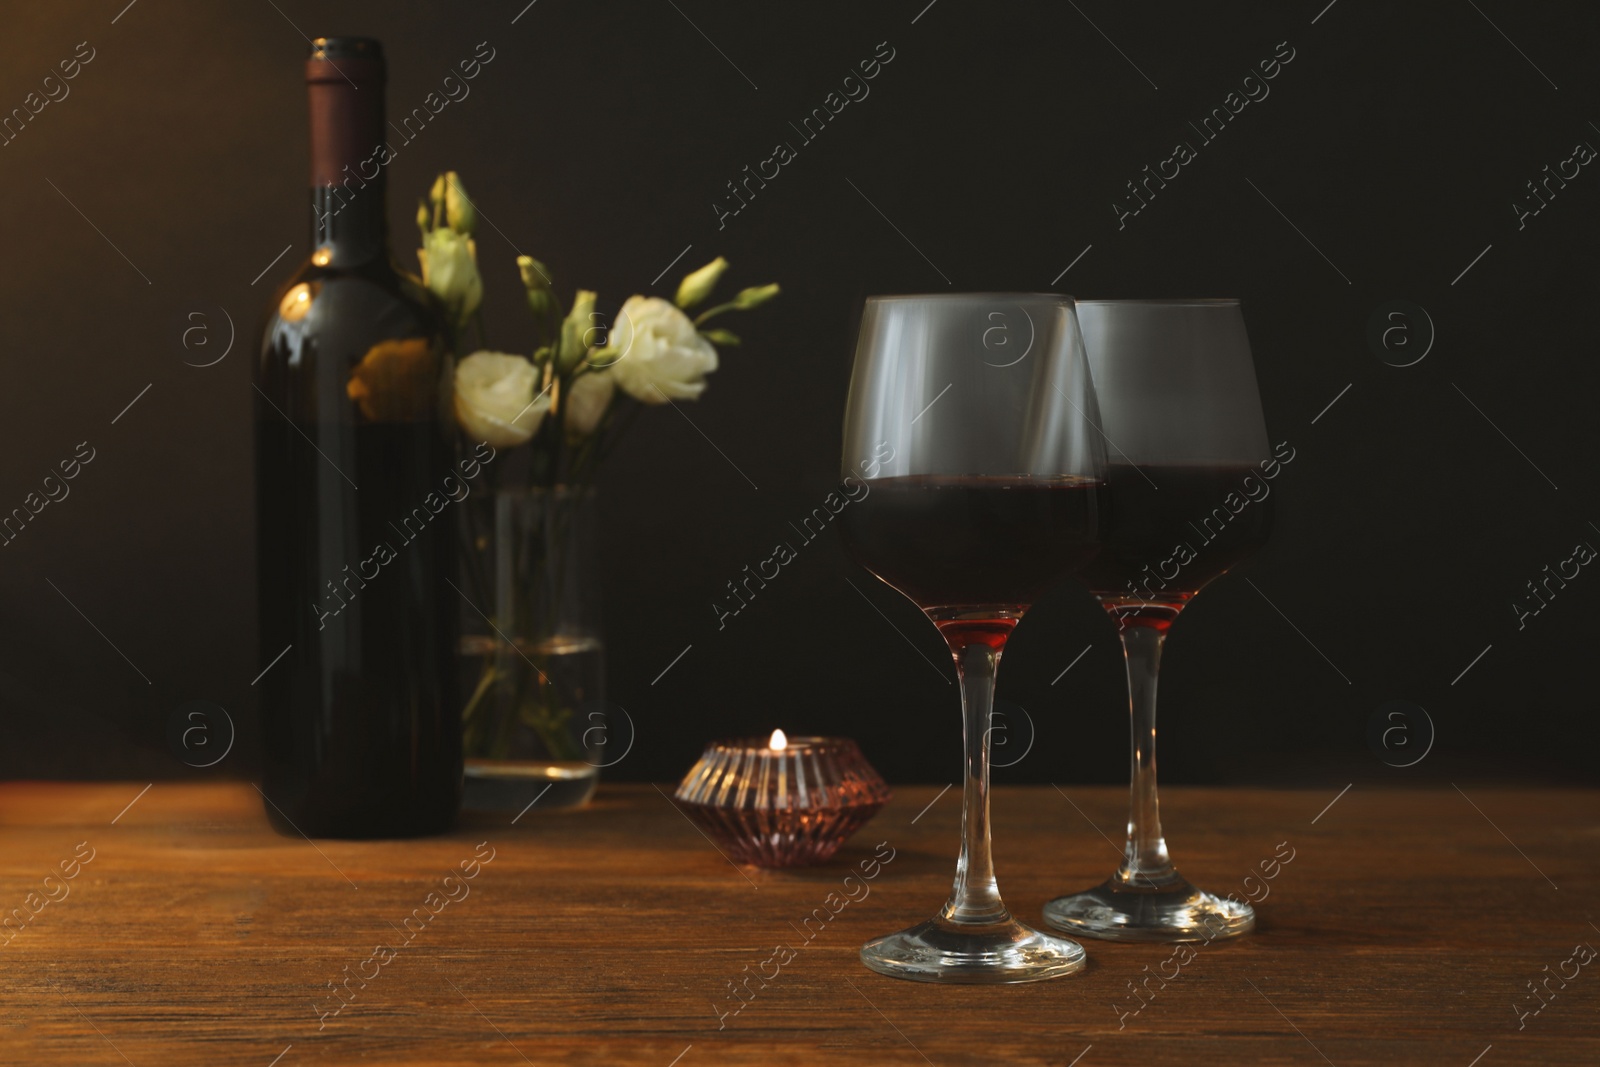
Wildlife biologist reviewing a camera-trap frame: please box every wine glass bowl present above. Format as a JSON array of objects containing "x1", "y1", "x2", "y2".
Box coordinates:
[
  {"x1": 838, "y1": 293, "x2": 1106, "y2": 982},
  {"x1": 1043, "y1": 298, "x2": 1271, "y2": 942}
]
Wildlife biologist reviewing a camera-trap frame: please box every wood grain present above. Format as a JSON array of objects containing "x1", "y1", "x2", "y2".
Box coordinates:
[{"x1": 0, "y1": 781, "x2": 1595, "y2": 1065}]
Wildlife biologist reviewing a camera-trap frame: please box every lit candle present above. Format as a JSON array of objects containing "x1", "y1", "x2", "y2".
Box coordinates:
[{"x1": 674, "y1": 732, "x2": 890, "y2": 868}]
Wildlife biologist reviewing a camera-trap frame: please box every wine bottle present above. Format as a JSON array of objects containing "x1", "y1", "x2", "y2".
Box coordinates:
[{"x1": 255, "y1": 36, "x2": 461, "y2": 838}]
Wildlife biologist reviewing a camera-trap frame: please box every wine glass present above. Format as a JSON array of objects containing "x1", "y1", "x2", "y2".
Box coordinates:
[
  {"x1": 837, "y1": 293, "x2": 1107, "y2": 982},
  {"x1": 1043, "y1": 299, "x2": 1274, "y2": 942}
]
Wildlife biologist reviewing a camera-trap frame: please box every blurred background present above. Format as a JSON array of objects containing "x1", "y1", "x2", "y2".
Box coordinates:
[{"x1": 0, "y1": 0, "x2": 1595, "y2": 788}]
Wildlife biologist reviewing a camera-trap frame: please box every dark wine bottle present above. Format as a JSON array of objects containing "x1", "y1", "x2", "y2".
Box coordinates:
[{"x1": 255, "y1": 36, "x2": 461, "y2": 838}]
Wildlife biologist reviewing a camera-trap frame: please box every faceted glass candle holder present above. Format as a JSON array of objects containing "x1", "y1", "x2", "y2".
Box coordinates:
[{"x1": 674, "y1": 735, "x2": 891, "y2": 867}]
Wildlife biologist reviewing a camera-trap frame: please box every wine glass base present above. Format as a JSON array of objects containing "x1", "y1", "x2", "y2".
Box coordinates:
[
  {"x1": 1042, "y1": 877, "x2": 1254, "y2": 943},
  {"x1": 859, "y1": 917, "x2": 1088, "y2": 984}
]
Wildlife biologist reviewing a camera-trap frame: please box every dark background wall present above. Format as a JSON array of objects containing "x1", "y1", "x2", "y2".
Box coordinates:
[{"x1": 0, "y1": 0, "x2": 1595, "y2": 789}]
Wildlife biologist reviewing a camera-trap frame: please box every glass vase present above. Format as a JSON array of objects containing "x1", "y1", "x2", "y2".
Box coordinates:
[{"x1": 458, "y1": 485, "x2": 605, "y2": 810}]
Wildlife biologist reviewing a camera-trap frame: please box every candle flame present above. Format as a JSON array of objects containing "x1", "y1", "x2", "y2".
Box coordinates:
[{"x1": 768, "y1": 729, "x2": 788, "y2": 751}]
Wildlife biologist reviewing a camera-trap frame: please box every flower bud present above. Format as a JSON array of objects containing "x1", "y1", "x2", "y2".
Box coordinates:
[
  {"x1": 526, "y1": 291, "x2": 556, "y2": 328},
  {"x1": 444, "y1": 171, "x2": 476, "y2": 235},
  {"x1": 675, "y1": 256, "x2": 729, "y2": 309},
  {"x1": 418, "y1": 228, "x2": 483, "y2": 330},
  {"x1": 732, "y1": 283, "x2": 780, "y2": 310},
  {"x1": 517, "y1": 255, "x2": 551, "y2": 292},
  {"x1": 517, "y1": 255, "x2": 556, "y2": 325},
  {"x1": 557, "y1": 290, "x2": 599, "y2": 371}
]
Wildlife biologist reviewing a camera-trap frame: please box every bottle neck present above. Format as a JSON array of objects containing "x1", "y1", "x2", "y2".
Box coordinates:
[
  {"x1": 307, "y1": 60, "x2": 388, "y2": 266},
  {"x1": 311, "y1": 177, "x2": 388, "y2": 266}
]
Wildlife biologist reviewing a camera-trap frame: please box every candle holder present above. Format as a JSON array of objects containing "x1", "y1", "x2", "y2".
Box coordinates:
[{"x1": 674, "y1": 733, "x2": 891, "y2": 867}]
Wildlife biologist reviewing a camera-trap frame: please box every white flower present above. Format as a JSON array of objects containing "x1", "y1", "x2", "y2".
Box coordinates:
[
  {"x1": 454, "y1": 351, "x2": 548, "y2": 447},
  {"x1": 418, "y1": 228, "x2": 483, "y2": 327},
  {"x1": 563, "y1": 370, "x2": 615, "y2": 438},
  {"x1": 603, "y1": 295, "x2": 718, "y2": 403}
]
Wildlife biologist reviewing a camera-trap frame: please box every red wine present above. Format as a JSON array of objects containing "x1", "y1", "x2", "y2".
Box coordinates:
[
  {"x1": 1078, "y1": 464, "x2": 1274, "y2": 628},
  {"x1": 255, "y1": 37, "x2": 460, "y2": 838},
  {"x1": 837, "y1": 476, "x2": 1104, "y2": 621}
]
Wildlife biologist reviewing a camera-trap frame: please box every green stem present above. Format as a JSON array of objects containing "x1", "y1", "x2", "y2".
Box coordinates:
[{"x1": 693, "y1": 302, "x2": 739, "y2": 326}]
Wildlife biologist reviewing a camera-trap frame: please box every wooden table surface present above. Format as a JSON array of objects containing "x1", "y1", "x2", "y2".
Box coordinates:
[{"x1": 1, "y1": 781, "x2": 1596, "y2": 1066}]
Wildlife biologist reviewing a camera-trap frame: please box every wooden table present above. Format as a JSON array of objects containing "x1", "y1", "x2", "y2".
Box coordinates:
[{"x1": 1, "y1": 782, "x2": 1596, "y2": 1065}]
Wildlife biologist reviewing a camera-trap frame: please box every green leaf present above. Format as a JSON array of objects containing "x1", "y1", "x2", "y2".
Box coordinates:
[{"x1": 700, "y1": 328, "x2": 740, "y2": 346}]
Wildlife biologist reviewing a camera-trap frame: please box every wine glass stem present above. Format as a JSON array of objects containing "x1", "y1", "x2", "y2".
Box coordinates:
[
  {"x1": 941, "y1": 637, "x2": 1011, "y2": 927},
  {"x1": 1119, "y1": 624, "x2": 1177, "y2": 886}
]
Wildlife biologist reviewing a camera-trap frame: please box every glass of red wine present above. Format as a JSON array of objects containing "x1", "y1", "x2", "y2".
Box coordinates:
[
  {"x1": 1043, "y1": 299, "x2": 1275, "y2": 942},
  {"x1": 838, "y1": 293, "x2": 1107, "y2": 982}
]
